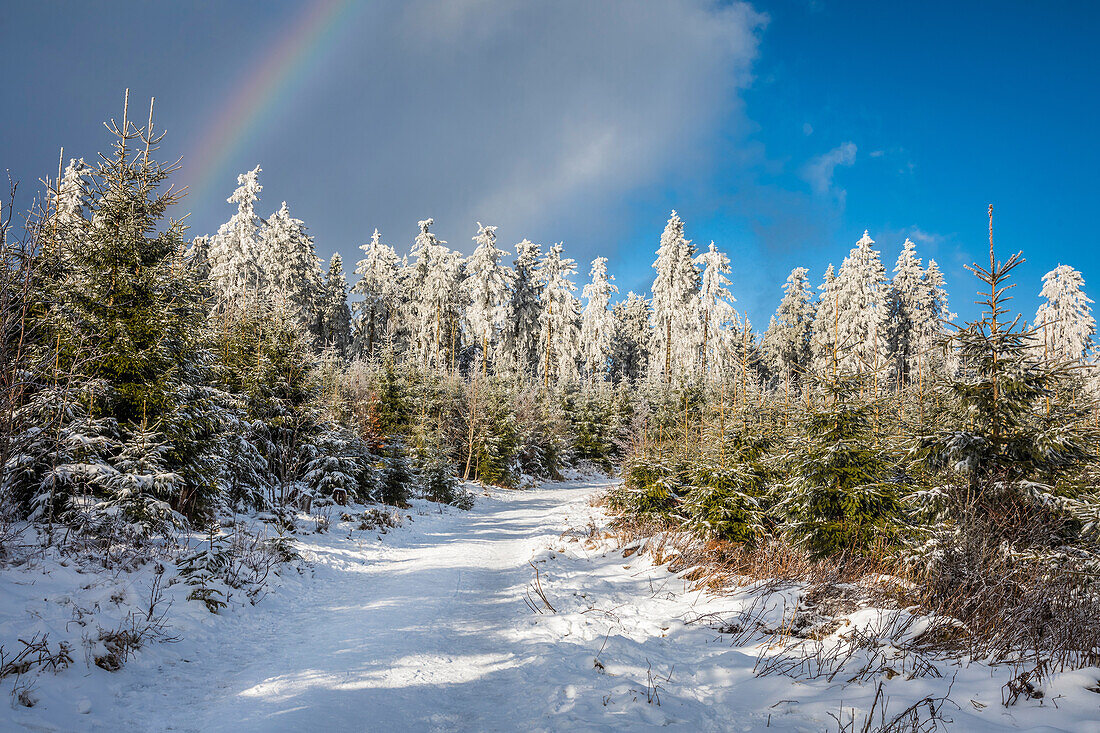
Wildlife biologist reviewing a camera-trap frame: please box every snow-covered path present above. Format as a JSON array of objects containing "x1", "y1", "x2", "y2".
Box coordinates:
[
  {"x1": 13, "y1": 477, "x2": 1100, "y2": 732},
  {"x1": 108, "y1": 478, "x2": 662, "y2": 732}
]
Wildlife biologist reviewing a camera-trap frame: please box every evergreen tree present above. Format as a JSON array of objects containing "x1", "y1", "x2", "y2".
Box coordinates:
[
  {"x1": 502, "y1": 239, "x2": 544, "y2": 376},
  {"x1": 782, "y1": 378, "x2": 902, "y2": 559},
  {"x1": 610, "y1": 293, "x2": 651, "y2": 383},
  {"x1": 833, "y1": 231, "x2": 888, "y2": 379},
  {"x1": 694, "y1": 242, "x2": 736, "y2": 378},
  {"x1": 810, "y1": 264, "x2": 839, "y2": 375},
  {"x1": 579, "y1": 257, "x2": 618, "y2": 379},
  {"x1": 650, "y1": 211, "x2": 700, "y2": 381},
  {"x1": 187, "y1": 235, "x2": 213, "y2": 282},
  {"x1": 885, "y1": 238, "x2": 926, "y2": 387},
  {"x1": 52, "y1": 157, "x2": 87, "y2": 230},
  {"x1": 538, "y1": 243, "x2": 581, "y2": 386},
  {"x1": 762, "y1": 267, "x2": 815, "y2": 388},
  {"x1": 922, "y1": 223, "x2": 1092, "y2": 501},
  {"x1": 103, "y1": 424, "x2": 185, "y2": 538},
  {"x1": 462, "y1": 223, "x2": 513, "y2": 374},
  {"x1": 408, "y1": 219, "x2": 464, "y2": 370},
  {"x1": 23, "y1": 97, "x2": 225, "y2": 523},
  {"x1": 352, "y1": 229, "x2": 401, "y2": 359},
  {"x1": 321, "y1": 254, "x2": 352, "y2": 357},
  {"x1": 1035, "y1": 264, "x2": 1095, "y2": 363},
  {"x1": 208, "y1": 166, "x2": 264, "y2": 308},
  {"x1": 257, "y1": 201, "x2": 323, "y2": 338},
  {"x1": 917, "y1": 258, "x2": 954, "y2": 378}
]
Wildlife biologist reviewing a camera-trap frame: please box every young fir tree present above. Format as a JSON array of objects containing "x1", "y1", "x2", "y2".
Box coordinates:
[
  {"x1": 1035, "y1": 264, "x2": 1095, "y2": 363},
  {"x1": 538, "y1": 243, "x2": 581, "y2": 386},
  {"x1": 321, "y1": 254, "x2": 352, "y2": 357},
  {"x1": 352, "y1": 229, "x2": 401, "y2": 359},
  {"x1": 694, "y1": 242, "x2": 736, "y2": 378},
  {"x1": 885, "y1": 238, "x2": 926, "y2": 387},
  {"x1": 54, "y1": 95, "x2": 215, "y2": 520},
  {"x1": 502, "y1": 239, "x2": 544, "y2": 376},
  {"x1": 380, "y1": 441, "x2": 415, "y2": 506},
  {"x1": 922, "y1": 215, "x2": 1094, "y2": 504},
  {"x1": 650, "y1": 211, "x2": 700, "y2": 382},
  {"x1": 3, "y1": 383, "x2": 115, "y2": 524},
  {"x1": 103, "y1": 423, "x2": 184, "y2": 538},
  {"x1": 762, "y1": 267, "x2": 815, "y2": 389},
  {"x1": 782, "y1": 377, "x2": 902, "y2": 559},
  {"x1": 462, "y1": 223, "x2": 513, "y2": 375},
  {"x1": 303, "y1": 424, "x2": 364, "y2": 503},
  {"x1": 579, "y1": 257, "x2": 618, "y2": 380},
  {"x1": 208, "y1": 166, "x2": 264, "y2": 309},
  {"x1": 610, "y1": 292, "x2": 652, "y2": 382},
  {"x1": 257, "y1": 201, "x2": 323, "y2": 338}
]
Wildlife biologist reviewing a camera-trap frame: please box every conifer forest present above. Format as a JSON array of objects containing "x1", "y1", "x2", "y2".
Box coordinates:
[{"x1": 3, "y1": 3, "x2": 1100, "y2": 731}]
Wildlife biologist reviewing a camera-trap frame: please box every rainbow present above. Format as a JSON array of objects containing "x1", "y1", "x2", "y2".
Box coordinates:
[{"x1": 185, "y1": 0, "x2": 359, "y2": 209}]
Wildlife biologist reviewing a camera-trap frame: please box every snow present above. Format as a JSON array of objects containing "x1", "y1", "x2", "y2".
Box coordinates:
[{"x1": 4, "y1": 478, "x2": 1100, "y2": 731}]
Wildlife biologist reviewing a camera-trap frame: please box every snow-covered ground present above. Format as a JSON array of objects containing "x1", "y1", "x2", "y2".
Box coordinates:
[{"x1": 3, "y1": 477, "x2": 1100, "y2": 731}]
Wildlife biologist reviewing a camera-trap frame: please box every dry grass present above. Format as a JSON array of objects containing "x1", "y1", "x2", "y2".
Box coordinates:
[{"x1": 597, "y1": 488, "x2": 1100, "y2": 681}]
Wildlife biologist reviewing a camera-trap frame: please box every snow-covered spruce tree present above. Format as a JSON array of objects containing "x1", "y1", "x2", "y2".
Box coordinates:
[
  {"x1": 680, "y1": 422, "x2": 772, "y2": 545},
  {"x1": 1035, "y1": 264, "x2": 1095, "y2": 363},
  {"x1": 916, "y1": 216, "x2": 1100, "y2": 644},
  {"x1": 2, "y1": 381, "x2": 116, "y2": 524},
  {"x1": 462, "y1": 223, "x2": 513, "y2": 375},
  {"x1": 408, "y1": 219, "x2": 464, "y2": 370},
  {"x1": 725, "y1": 314, "x2": 766, "y2": 397},
  {"x1": 914, "y1": 258, "x2": 954, "y2": 380},
  {"x1": 920, "y1": 234, "x2": 1093, "y2": 504},
  {"x1": 187, "y1": 235, "x2": 213, "y2": 282},
  {"x1": 380, "y1": 440, "x2": 415, "y2": 506},
  {"x1": 100, "y1": 423, "x2": 185, "y2": 539},
  {"x1": 218, "y1": 412, "x2": 273, "y2": 512},
  {"x1": 303, "y1": 424, "x2": 366, "y2": 504},
  {"x1": 52, "y1": 157, "x2": 88, "y2": 232},
  {"x1": 609, "y1": 292, "x2": 652, "y2": 382},
  {"x1": 217, "y1": 298, "x2": 323, "y2": 506},
  {"x1": 567, "y1": 382, "x2": 615, "y2": 469},
  {"x1": 650, "y1": 211, "x2": 700, "y2": 382},
  {"x1": 53, "y1": 97, "x2": 217, "y2": 520},
  {"x1": 538, "y1": 243, "x2": 581, "y2": 386},
  {"x1": 208, "y1": 165, "x2": 264, "y2": 309},
  {"x1": 833, "y1": 231, "x2": 889, "y2": 380},
  {"x1": 352, "y1": 229, "x2": 402, "y2": 359},
  {"x1": 466, "y1": 378, "x2": 521, "y2": 486},
  {"x1": 257, "y1": 201, "x2": 323, "y2": 339},
  {"x1": 501, "y1": 239, "x2": 544, "y2": 376},
  {"x1": 762, "y1": 267, "x2": 815, "y2": 389},
  {"x1": 320, "y1": 254, "x2": 352, "y2": 358},
  {"x1": 885, "y1": 238, "x2": 926, "y2": 388},
  {"x1": 810, "y1": 264, "x2": 839, "y2": 376},
  {"x1": 781, "y1": 376, "x2": 903, "y2": 559},
  {"x1": 579, "y1": 257, "x2": 618, "y2": 380},
  {"x1": 695, "y1": 242, "x2": 736, "y2": 378}
]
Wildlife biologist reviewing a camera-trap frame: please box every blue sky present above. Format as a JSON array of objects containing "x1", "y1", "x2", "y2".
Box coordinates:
[{"x1": 2, "y1": 0, "x2": 1097, "y2": 327}]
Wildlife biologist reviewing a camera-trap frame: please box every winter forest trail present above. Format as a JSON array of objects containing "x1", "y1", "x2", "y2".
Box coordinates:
[
  {"x1": 13, "y1": 477, "x2": 1099, "y2": 732},
  {"x1": 107, "y1": 478, "x2": 700, "y2": 732}
]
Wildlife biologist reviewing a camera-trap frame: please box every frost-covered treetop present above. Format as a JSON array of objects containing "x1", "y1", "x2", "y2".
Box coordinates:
[
  {"x1": 1036, "y1": 264, "x2": 1095, "y2": 362},
  {"x1": 228, "y1": 165, "x2": 262, "y2": 212}
]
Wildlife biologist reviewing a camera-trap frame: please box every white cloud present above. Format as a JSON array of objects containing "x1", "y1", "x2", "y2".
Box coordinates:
[
  {"x1": 260, "y1": 0, "x2": 768, "y2": 256},
  {"x1": 801, "y1": 141, "x2": 857, "y2": 199}
]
